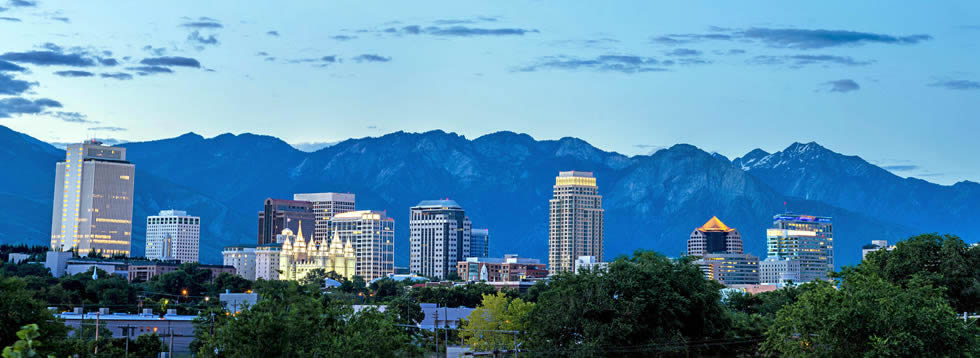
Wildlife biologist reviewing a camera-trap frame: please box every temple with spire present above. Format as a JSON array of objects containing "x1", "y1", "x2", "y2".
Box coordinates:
[{"x1": 278, "y1": 221, "x2": 356, "y2": 281}]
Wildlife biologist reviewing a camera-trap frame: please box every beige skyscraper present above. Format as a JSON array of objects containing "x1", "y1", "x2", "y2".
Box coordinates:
[
  {"x1": 50, "y1": 141, "x2": 135, "y2": 257},
  {"x1": 548, "y1": 171, "x2": 604, "y2": 274},
  {"x1": 293, "y1": 192, "x2": 356, "y2": 243}
]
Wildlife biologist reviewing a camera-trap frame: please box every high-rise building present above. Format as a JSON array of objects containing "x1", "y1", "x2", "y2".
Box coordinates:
[
  {"x1": 409, "y1": 200, "x2": 472, "y2": 279},
  {"x1": 222, "y1": 244, "x2": 257, "y2": 280},
  {"x1": 457, "y1": 255, "x2": 548, "y2": 282},
  {"x1": 470, "y1": 228, "x2": 490, "y2": 258},
  {"x1": 257, "y1": 198, "x2": 315, "y2": 245},
  {"x1": 255, "y1": 243, "x2": 282, "y2": 281},
  {"x1": 548, "y1": 171, "x2": 604, "y2": 274},
  {"x1": 293, "y1": 192, "x2": 356, "y2": 243},
  {"x1": 687, "y1": 217, "x2": 758, "y2": 286},
  {"x1": 687, "y1": 216, "x2": 743, "y2": 256},
  {"x1": 50, "y1": 141, "x2": 135, "y2": 257},
  {"x1": 329, "y1": 210, "x2": 395, "y2": 281},
  {"x1": 145, "y1": 210, "x2": 200, "y2": 263},
  {"x1": 763, "y1": 214, "x2": 834, "y2": 283}
]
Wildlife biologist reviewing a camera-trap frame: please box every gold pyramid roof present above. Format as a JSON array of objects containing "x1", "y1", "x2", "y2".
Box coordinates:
[{"x1": 698, "y1": 216, "x2": 733, "y2": 232}]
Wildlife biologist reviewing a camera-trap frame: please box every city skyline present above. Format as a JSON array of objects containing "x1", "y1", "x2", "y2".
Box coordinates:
[{"x1": 1, "y1": 1, "x2": 979, "y2": 185}]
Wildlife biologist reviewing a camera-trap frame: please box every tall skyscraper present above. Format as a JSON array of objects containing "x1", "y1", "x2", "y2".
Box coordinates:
[
  {"x1": 293, "y1": 192, "x2": 355, "y2": 243},
  {"x1": 145, "y1": 210, "x2": 200, "y2": 263},
  {"x1": 687, "y1": 216, "x2": 743, "y2": 256},
  {"x1": 548, "y1": 171, "x2": 604, "y2": 274},
  {"x1": 687, "y1": 217, "x2": 758, "y2": 286},
  {"x1": 470, "y1": 228, "x2": 489, "y2": 258},
  {"x1": 762, "y1": 214, "x2": 834, "y2": 284},
  {"x1": 50, "y1": 141, "x2": 135, "y2": 257},
  {"x1": 329, "y1": 210, "x2": 395, "y2": 281},
  {"x1": 257, "y1": 198, "x2": 315, "y2": 245},
  {"x1": 410, "y1": 200, "x2": 471, "y2": 279}
]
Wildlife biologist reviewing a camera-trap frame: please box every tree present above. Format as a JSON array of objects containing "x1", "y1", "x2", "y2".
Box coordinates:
[
  {"x1": 525, "y1": 251, "x2": 730, "y2": 357},
  {"x1": 761, "y1": 271, "x2": 978, "y2": 357},
  {"x1": 409, "y1": 283, "x2": 497, "y2": 308},
  {"x1": 300, "y1": 268, "x2": 331, "y2": 287},
  {"x1": 461, "y1": 292, "x2": 534, "y2": 352},
  {"x1": 2, "y1": 324, "x2": 43, "y2": 358},
  {"x1": 0, "y1": 277, "x2": 69, "y2": 354},
  {"x1": 387, "y1": 295, "x2": 424, "y2": 325},
  {"x1": 368, "y1": 278, "x2": 404, "y2": 300},
  {"x1": 210, "y1": 272, "x2": 252, "y2": 295},
  {"x1": 861, "y1": 233, "x2": 979, "y2": 313},
  {"x1": 130, "y1": 333, "x2": 166, "y2": 358}
]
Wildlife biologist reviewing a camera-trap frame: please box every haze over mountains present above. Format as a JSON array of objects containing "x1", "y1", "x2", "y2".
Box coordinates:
[{"x1": 2, "y1": 125, "x2": 975, "y2": 267}]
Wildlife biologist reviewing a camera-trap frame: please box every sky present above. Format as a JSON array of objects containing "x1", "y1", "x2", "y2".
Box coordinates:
[{"x1": 1, "y1": 1, "x2": 978, "y2": 184}]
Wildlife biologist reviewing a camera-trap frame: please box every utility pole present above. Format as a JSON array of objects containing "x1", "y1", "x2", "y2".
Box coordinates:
[
  {"x1": 94, "y1": 310, "x2": 100, "y2": 355},
  {"x1": 169, "y1": 327, "x2": 175, "y2": 356},
  {"x1": 433, "y1": 308, "x2": 439, "y2": 356}
]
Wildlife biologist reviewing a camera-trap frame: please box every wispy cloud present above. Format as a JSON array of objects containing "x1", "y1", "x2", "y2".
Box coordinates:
[
  {"x1": 49, "y1": 111, "x2": 94, "y2": 123},
  {"x1": 8, "y1": 0, "x2": 36, "y2": 7},
  {"x1": 100, "y1": 72, "x2": 133, "y2": 80},
  {"x1": 126, "y1": 66, "x2": 173, "y2": 75},
  {"x1": 0, "y1": 50, "x2": 96, "y2": 67},
  {"x1": 330, "y1": 35, "x2": 356, "y2": 41},
  {"x1": 929, "y1": 79, "x2": 980, "y2": 90},
  {"x1": 353, "y1": 54, "x2": 391, "y2": 63},
  {"x1": 0, "y1": 72, "x2": 35, "y2": 95},
  {"x1": 665, "y1": 48, "x2": 701, "y2": 56},
  {"x1": 882, "y1": 164, "x2": 920, "y2": 171},
  {"x1": 188, "y1": 31, "x2": 219, "y2": 46},
  {"x1": 0, "y1": 60, "x2": 26, "y2": 72},
  {"x1": 517, "y1": 55, "x2": 667, "y2": 74},
  {"x1": 748, "y1": 54, "x2": 873, "y2": 68},
  {"x1": 0, "y1": 16, "x2": 20, "y2": 22},
  {"x1": 54, "y1": 70, "x2": 95, "y2": 77},
  {"x1": 88, "y1": 126, "x2": 126, "y2": 132},
  {"x1": 822, "y1": 79, "x2": 860, "y2": 93},
  {"x1": 652, "y1": 27, "x2": 931, "y2": 49},
  {"x1": 266, "y1": 30, "x2": 279, "y2": 37},
  {"x1": 0, "y1": 97, "x2": 61, "y2": 118},
  {"x1": 140, "y1": 56, "x2": 201, "y2": 68},
  {"x1": 181, "y1": 17, "x2": 222, "y2": 29}
]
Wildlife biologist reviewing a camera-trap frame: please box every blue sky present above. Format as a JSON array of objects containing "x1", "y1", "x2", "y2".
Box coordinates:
[{"x1": 1, "y1": 1, "x2": 978, "y2": 184}]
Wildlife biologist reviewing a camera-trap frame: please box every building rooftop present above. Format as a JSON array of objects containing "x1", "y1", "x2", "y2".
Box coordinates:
[
  {"x1": 293, "y1": 192, "x2": 355, "y2": 202},
  {"x1": 332, "y1": 210, "x2": 389, "y2": 220},
  {"x1": 154, "y1": 210, "x2": 191, "y2": 217},
  {"x1": 698, "y1": 216, "x2": 734, "y2": 232},
  {"x1": 558, "y1": 171, "x2": 594, "y2": 178},
  {"x1": 773, "y1": 214, "x2": 832, "y2": 223},
  {"x1": 414, "y1": 199, "x2": 461, "y2": 209},
  {"x1": 56, "y1": 312, "x2": 196, "y2": 322}
]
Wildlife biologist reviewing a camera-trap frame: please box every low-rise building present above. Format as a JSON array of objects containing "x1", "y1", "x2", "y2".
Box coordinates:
[
  {"x1": 219, "y1": 291, "x2": 258, "y2": 312},
  {"x1": 760, "y1": 258, "x2": 802, "y2": 285},
  {"x1": 57, "y1": 308, "x2": 195, "y2": 355},
  {"x1": 7, "y1": 253, "x2": 31, "y2": 264},
  {"x1": 862, "y1": 240, "x2": 895, "y2": 260},
  {"x1": 574, "y1": 256, "x2": 608, "y2": 274},
  {"x1": 695, "y1": 253, "x2": 760, "y2": 286},
  {"x1": 457, "y1": 255, "x2": 547, "y2": 282}
]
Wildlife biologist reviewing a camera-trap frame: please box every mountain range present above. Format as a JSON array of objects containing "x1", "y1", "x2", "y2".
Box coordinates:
[{"x1": 2, "y1": 125, "x2": 975, "y2": 267}]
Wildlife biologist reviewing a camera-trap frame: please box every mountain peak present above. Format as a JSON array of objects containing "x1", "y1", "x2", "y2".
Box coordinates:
[{"x1": 785, "y1": 141, "x2": 829, "y2": 155}]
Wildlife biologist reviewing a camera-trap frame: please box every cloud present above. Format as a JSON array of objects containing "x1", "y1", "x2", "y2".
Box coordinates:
[
  {"x1": 424, "y1": 26, "x2": 538, "y2": 37},
  {"x1": 290, "y1": 141, "x2": 338, "y2": 152},
  {"x1": 98, "y1": 58, "x2": 118, "y2": 66},
  {"x1": 266, "y1": 30, "x2": 279, "y2": 37},
  {"x1": 652, "y1": 27, "x2": 931, "y2": 49},
  {"x1": 0, "y1": 50, "x2": 96, "y2": 67},
  {"x1": 48, "y1": 111, "x2": 94, "y2": 123},
  {"x1": 432, "y1": 16, "x2": 499, "y2": 25},
  {"x1": 822, "y1": 79, "x2": 860, "y2": 93},
  {"x1": 0, "y1": 16, "x2": 19, "y2": 22},
  {"x1": 517, "y1": 55, "x2": 667, "y2": 74},
  {"x1": 739, "y1": 28, "x2": 932, "y2": 49},
  {"x1": 51, "y1": 16, "x2": 69, "y2": 23},
  {"x1": 140, "y1": 56, "x2": 201, "y2": 68},
  {"x1": 54, "y1": 70, "x2": 94, "y2": 77},
  {"x1": 0, "y1": 60, "x2": 26, "y2": 72},
  {"x1": 187, "y1": 31, "x2": 219, "y2": 46},
  {"x1": 929, "y1": 79, "x2": 980, "y2": 90},
  {"x1": 88, "y1": 126, "x2": 126, "y2": 132},
  {"x1": 882, "y1": 164, "x2": 920, "y2": 172},
  {"x1": 8, "y1": 0, "x2": 35, "y2": 7},
  {"x1": 142, "y1": 45, "x2": 167, "y2": 56},
  {"x1": 100, "y1": 72, "x2": 132, "y2": 80},
  {"x1": 353, "y1": 54, "x2": 391, "y2": 63},
  {"x1": 0, "y1": 72, "x2": 34, "y2": 94},
  {"x1": 665, "y1": 48, "x2": 702, "y2": 56},
  {"x1": 0, "y1": 97, "x2": 61, "y2": 118},
  {"x1": 748, "y1": 54, "x2": 873, "y2": 67},
  {"x1": 126, "y1": 66, "x2": 173, "y2": 75},
  {"x1": 181, "y1": 17, "x2": 222, "y2": 29},
  {"x1": 330, "y1": 35, "x2": 356, "y2": 41},
  {"x1": 289, "y1": 55, "x2": 339, "y2": 67}
]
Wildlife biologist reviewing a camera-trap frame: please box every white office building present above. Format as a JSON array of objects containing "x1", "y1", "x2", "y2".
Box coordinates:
[
  {"x1": 145, "y1": 210, "x2": 200, "y2": 263},
  {"x1": 50, "y1": 141, "x2": 135, "y2": 257},
  {"x1": 293, "y1": 192, "x2": 356, "y2": 243},
  {"x1": 764, "y1": 214, "x2": 834, "y2": 284},
  {"x1": 329, "y1": 210, "x2": 395, "y2": 281},
  {"x1": 222, "y1": 245, "x2": 257, "y2": 280},
  {"x1": 410, "y1": 200, "x2": 471, "y2": 279}
]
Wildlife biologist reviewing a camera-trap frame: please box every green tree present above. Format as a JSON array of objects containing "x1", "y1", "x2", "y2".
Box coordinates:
[
  {"x1": 300, "y1": 268, "x2": 331, "y2": 287},
  {"x1": 130, "y1": 333, "x2": 166, "y2": 358},
  {"x1": 461, "y1": 292, "x2": 534, "y2": 352},
  {"x1": 525, "y1": 251, "x2": 730, "y2": 357},
  {"x1": 386, "y1": 295, "x2": 424, "y2": 325},
  {"x1": 409, "y1": 283, "x2": 497, "y2": 308},
  {"x1": 761, "y1": 271, "x2": 977, "y2": 357},
  {"x1": 368, "y1": 278, "x2": 405, "y2": 300},
  {"x1": 0, "y1": 277, "x2": 69, "y2": 354},
  {"x1": 2, "y1": 324, "x2": 45, "y2": 358},
  {"x1": 210, "y1": 272, "x2": 252, "y2": 295},
  {"x1": 861, "y1": 233, "x2": 979, "y2": 313}
]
